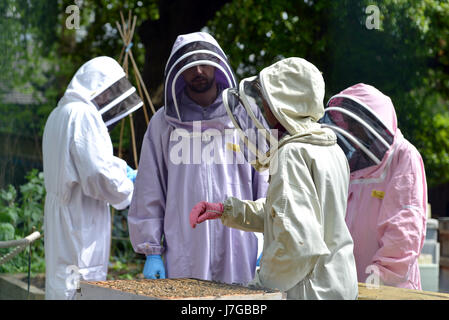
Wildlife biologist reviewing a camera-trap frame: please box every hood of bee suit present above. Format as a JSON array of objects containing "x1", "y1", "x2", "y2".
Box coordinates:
[
  {"x1": 59, "y1": 56, "x2": 143, "y2": 131},
  {"x1": 321, "y1": 83, "x2": 398, "y2": 175},
  {"x1": 338, "y1": 83, "x2": 398, "y2": 136},
  {"x1": 258, "y1": 57, "x2": 336, "y2": 146},
  {"x1": 163, "y1": 31, "x2": 237, "y2": 122}
]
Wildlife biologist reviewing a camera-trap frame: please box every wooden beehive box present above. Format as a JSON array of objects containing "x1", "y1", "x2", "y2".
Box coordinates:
[{"x1": 77, "y1": 278, "x2": 283, "y2": 300}]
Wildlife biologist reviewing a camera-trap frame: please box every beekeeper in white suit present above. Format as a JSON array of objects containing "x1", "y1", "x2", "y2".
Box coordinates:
[
  {"x1": 42, "y1": 56, "x2": 142, "y2": 299},
  {"x1": 190, "y1": 57, "x2": 358, "y2": 299}
]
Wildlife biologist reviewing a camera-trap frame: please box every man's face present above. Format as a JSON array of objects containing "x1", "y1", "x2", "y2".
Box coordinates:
[
  {"x1": 182, "y1": 64, "x2": 216, "y2": 93},
  {"x1": 262, "y1": 98, "x2": 278, "y2": 128}
]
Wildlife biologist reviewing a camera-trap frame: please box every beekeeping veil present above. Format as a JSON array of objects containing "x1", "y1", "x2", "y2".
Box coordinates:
[
  {"x1": 320, "y1": 92, "x2": 395, "y2": 172},
  {"x1": 222, "y1": 76, "x2": 278, "y2": 171},
  {"x1": 63, "y1": 56, "x2": 143, "y2": 131},
  {"x1": 164, "y1": 32, "x2": 237, "y2": 121},
  {"x1": 223, "y1": 57, "x2": 332, "y2": 172}
]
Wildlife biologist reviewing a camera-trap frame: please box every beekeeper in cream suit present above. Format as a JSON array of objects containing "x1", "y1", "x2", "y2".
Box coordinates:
[
  {"x1": 190, "y1": 57, "x2": 358, "y2": 299},
  {"x1": 42, "y1": 56, "x2": 142, "y2": 299}
]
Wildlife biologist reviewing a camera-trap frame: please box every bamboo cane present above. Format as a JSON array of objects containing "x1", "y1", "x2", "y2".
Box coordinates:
[
  {"x1": 116, "y1": 16, "x2": 156, "y2": 116},
  {"x1": 128, "y1": 50, "x2": 156, "y2": 115},
  {"x1": 115, "y1": 10, "x2": 158, "y2": 170},
  {"x1": 133, "y1": 68, "x2": 149, "y2": 124},
  {"x1": 116, "y1": 16, "x2": 149, "y2": 124},
  {"x1": 117, "y1": 11, "x2": 138, "y2": 168},
  {"x1": 129, "y1": 113, "x2": 138, "y2": 169},
  {"x1": 118, "y1": 118, "x2": 125, "y2": 159}
]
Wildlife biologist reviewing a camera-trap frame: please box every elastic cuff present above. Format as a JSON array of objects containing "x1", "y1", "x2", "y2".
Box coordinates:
[
  {"x1": 220, "y1": 198, "x2": 233, "y2": 225},
  {"x1": 111, "y1": 190, "x2": 133, "y2": 210},
  {"x1": 137, "y1": 243, "x2": 164, "y2": 256},
  {"x1": 222, "y1": 198, "x2": 234, "y2": 214}
]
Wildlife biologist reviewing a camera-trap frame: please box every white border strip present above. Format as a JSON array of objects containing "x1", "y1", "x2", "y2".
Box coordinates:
[
  {"x1": 103, "y1": 101, "x2": 144, "y2": 127},
  {"x1": 97, "y1": 87, "x2": 136, "y2": 115}
]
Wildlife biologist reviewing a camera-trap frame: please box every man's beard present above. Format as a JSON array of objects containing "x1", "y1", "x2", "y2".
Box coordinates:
[{"x1": 187, "y1": 75, "x2": 215, "y2": 93}]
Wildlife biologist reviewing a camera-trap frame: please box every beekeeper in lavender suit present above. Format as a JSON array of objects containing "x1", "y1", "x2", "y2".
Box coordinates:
[{"x1": 127, "y1": 32, "x2": 268, "y2": 284}]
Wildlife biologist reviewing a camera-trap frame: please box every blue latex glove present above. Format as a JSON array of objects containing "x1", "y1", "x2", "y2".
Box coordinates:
[
  {"x1": 256, "y1": 253, "x2": 262, "y2": 267},
  {"x1": 126, "y1": 165, "x2": 137, "y2": 183},
  {"x1": 143, "y1": 255, "x2": 166, "y2": 279}
]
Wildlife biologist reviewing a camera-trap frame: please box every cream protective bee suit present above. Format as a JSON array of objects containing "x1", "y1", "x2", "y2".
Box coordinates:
[{"x1": 221, "y1": 57, "x2": 358, "y2": 299}]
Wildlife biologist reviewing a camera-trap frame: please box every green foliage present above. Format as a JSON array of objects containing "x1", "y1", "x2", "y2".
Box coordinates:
[
  {"x1": 209, "y1": 0, "x2": 331, "y2": 78},
  {"x1": 0, "y1": 168, "x2": 142, "y2": 278},
  {"x1": 0, "y1": 222, "x2": 15, "y2": 241},
  {"x1": 109, "y1": 207, "x2": 144, "y2": 279},
  {"x1": 0, "y1": 0, "x2": 159, "y2": 135},
  {"x1": 397, "y1": 89, "x2": 449, "y2": 186},
  {"x1": 0, "y1": 169, "x2": 45, "y2": 274},
  {"x1": 0, "y1": 0, "x2": 157, "y2": 185},
  {"x1": 209, "y1": 0, "x2": 449, "y2": 187},
  {"x1": 57, "y1": 0, "x2": 159, "y2": 71},
  {"x1": 0, "y1": 1, "x2": 61, "y2": 137}
]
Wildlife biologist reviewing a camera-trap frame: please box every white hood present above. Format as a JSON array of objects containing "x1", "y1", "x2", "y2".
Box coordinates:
[
  {"x1": 60, "y1": 56, "x2": 125, "y2": 106},
  {"x1": 59, "y1": 56, "x2": 142, "y2": 130}
]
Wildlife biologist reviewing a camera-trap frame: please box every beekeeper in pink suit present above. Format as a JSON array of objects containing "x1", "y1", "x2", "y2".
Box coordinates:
[{"x1": 320, "y1": 83, "x2": 427, "y2": 289}]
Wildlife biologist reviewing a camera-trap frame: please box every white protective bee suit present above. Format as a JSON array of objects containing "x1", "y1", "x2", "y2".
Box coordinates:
[
  {"x1": 42, "y1": 56, "x2": 141, "y2": 299},
  {"x1": 220, "y1": 57, "x2": 358, "y2": 299}
]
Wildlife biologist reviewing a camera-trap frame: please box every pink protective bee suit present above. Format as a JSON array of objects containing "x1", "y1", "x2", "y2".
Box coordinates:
[{"x1": 320, "y1": 83, "x2": 427, "y2": 289}]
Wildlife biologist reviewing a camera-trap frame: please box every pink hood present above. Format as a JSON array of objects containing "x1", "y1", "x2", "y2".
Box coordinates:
[
  {"x1": 339, "y1": 83, "x2": 398, "y2": 180},
  {"x1": 340, "y1": 83, "x2": 397, "y2": 134},
  {"x1": 342, "y1": 83, "x2": 428, "y2": 289}
]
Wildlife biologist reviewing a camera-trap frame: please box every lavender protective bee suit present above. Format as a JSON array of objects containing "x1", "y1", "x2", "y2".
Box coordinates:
[{"x1": 128, "y1": 32, "x2": 268, "y2": 284}]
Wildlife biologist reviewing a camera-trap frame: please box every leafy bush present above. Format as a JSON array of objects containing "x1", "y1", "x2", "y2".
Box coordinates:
[
  {"x1": 0, "y1": 168, "x2": 143, "y2": 279},
  {"x1": 0, "y1": 169, "x2": 45, "y2": 273},
  {"x1": 109, "y1": 208, "x2": 145, "y2": 279}
]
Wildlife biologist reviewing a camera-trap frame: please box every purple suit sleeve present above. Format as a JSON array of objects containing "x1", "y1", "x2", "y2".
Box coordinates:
[{"x1": 128, "y1": 111, "x2": 168, "y2": 256}]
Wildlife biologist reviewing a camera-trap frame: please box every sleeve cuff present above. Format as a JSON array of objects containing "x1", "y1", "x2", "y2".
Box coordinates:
[
  {"x1": 220, "y1": 198, "x2": 234, "y2": 224},
  {"x1": 111, "y1": 189, "x2": 133, "y2": 210},
  {"x1": 223, "y1": 198, "x2": 234, "y2": 214},
  {"x1": 137, "y1": 242, "x2": 165, "y2": 256}
]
